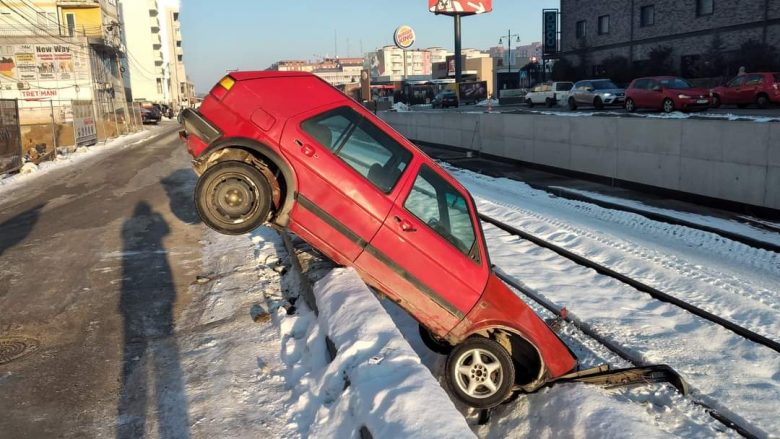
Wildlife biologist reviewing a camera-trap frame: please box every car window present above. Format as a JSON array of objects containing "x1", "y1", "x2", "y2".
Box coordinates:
[
  {"x1": 728, "y1": 76, "x2": 746, "y2": 87},
  {"x1": 404, "y1": 165, "x2": 478, "y2": 260},
  {"x1": 659, "y1": 78, "x2": 692, "y2": 89},
  {"x1": 631, "y1": 79, "x2": 645, "y2": 89},
  {"x1": 745, "y1": 75, "x2": 763, "y2": 86},
  {"x1": 557, "y1": 83, "x2": 573, "y2": 91},
  {"x1": 302, "y1": 106, "x2": 412, "y2": 193},
  {"x1": 578, "y1": 82, "x2": 591, "y2": 90},
  {"x1": 592, "y1": 80, "x2": 619, "y2": 90}
]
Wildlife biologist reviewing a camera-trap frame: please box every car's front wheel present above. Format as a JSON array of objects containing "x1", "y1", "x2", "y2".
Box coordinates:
[
  {"x1": 625, "y1": 98, "x2": 636, "y2": 113},
  {"x1": 593, "y1": 97, "x2": 604, "y2": 110},
  {"x1": 446, "y1": 337, "x2": 515, "y2": 409},
  {"x1": 711, "y1": 95, "x2": 721, "y2": 108},
  {"x1": 756, "y1": 94, "x2": 769, "y2": 109},
  {"x1": 526, "y1": 98, "x2": 534, "y2": 108},
  {"x1": 663, "y1": 98, "x2": 675, "y2": 113},
  {"x1": 195, "y1": 161, "x2": 273, "y2": 235},
  {"x1": 568, "y1": 97, "x2": 578, "y2": 111}
]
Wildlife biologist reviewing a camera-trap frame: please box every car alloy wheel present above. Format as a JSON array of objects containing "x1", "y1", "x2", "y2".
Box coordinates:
[
  {"x1": 756, "y1": 95, "x2": 769, "y2": 109},
  {"x1": 663, "y1": 98, "x2": 675, "y2": 113},
  {"x1": 593, "y1": 97, "x2": 604, "y2": 110},
  {"x1": 568, "y1": 97, "x2": 577, "y2": 111},
  {"x1": 446, "y1": 337, "x2": 515, "y2": 409},
  {"x1": 195, "y1": 161, "x2": 273, "y2": 235},
  {"x1": 625, "y1": 98, "x2": 636, "y2": 113}
]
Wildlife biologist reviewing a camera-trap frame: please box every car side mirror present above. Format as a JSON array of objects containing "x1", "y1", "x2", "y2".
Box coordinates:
[{"x1": 585, "y1": 87, "x2": 594, "y2": 92}]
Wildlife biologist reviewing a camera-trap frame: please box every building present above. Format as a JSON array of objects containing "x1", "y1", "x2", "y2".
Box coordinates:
[
  {"x1": 560, "y1": 0, "x2": 780, "y2": 77},
  {"x1": 120, "y1": 0, "x2": 192, "y2": 109},
  {"x1": 268, "y1": 60, "x2": 313, "y2": 72},
  {"x1": 371, "y1": 46, "x2": 433, "y2": 81}
]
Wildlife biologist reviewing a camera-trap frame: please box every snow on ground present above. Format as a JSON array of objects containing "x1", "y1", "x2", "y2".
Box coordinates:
[
  {"x1": 475, "y1": 98, "x2": 499, "y2": 107},
  {"x1": 392, "y1": 102, "x2": 411, "y2": 112},
  {"x1": 549, "y1": 186, "x2": 780, "y2": 248},
  {"x1": 0, "y1": 123, "x2": 173, "y2": 195}
]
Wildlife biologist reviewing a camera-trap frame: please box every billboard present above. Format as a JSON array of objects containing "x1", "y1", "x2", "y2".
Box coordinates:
[
  {"x1": 429, "y1": 0, "x2": 492, "y2": 15},
  {"x1": 543, "y1": 10, "x2": 559, "y2": 56},
  {"x1": 393, "y1": 25, "x2": 416, "y2": 49},
  {"x1": 72, "y1": 100, "x2": 97, "y2": 147},
  {"x1": 458, "y1": 81, "x2": 487, "y2": 104},
  {"x1": 0, "y1": 44, "x2": 89, "y2": 83},
  {"x1": 0, "y1": 99, "x2": 21, "y2": 174}
]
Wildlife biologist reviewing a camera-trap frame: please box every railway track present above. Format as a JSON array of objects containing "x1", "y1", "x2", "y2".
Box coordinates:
[{"x1": 480, "y1": 213, "x2": 776, "y2": 438}]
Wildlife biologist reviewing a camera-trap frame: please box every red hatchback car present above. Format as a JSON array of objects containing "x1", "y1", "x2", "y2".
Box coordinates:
[
  {"x1": 180, "y1": 71, "x2": 577, "y2": 408},
  {"x1": 710, "y1": 72, "x2": 780, "y2": 109},
  {"x1": 625, "y1": 76, "x2": 710, "y2": 113}
]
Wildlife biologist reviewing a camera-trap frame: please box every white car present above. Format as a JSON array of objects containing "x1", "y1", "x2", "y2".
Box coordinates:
[{"x1": 525, "y1": 82, "x2": 574, "y2": 108}]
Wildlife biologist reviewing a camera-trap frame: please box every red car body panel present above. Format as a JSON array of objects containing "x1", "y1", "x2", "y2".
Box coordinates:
[
  {"x1": 626, "y1": 76, "x2": 710, "y2": 111},
  {"x1": 711, "y1": 72, "x2": 780, "y2": 106},
  {"x1": 181, "y1": 71, "x2": 578, "y2": 387}
]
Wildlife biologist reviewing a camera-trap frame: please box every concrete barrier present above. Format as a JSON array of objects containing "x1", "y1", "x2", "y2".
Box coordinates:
[{"x1": 380, "y1": 111, "x2": 780, "y2": 211}]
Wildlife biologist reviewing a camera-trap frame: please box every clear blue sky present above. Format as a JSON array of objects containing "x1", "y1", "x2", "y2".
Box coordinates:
[{"x1": 180, "y1": 0, "x2": 560, "y2": 93}]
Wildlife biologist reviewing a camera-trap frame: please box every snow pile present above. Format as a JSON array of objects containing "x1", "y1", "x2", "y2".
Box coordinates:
[
  {"x1": 475, "y1": 98, "x2": 499, "y2": 107},
  {"x1": 392, "y1": 102, "x2": 411, "y2": 112},
  {"x1": 19, "y1": 162, "x2": 38, "y2": 174},
  {"x1": 302, "y1": 268, "x2": 474, "y2": 438}
]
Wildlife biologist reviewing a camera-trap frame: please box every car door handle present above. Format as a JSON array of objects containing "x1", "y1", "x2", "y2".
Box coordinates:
[{"x1": 394, "y1": 215, "x2": 416, "y2": 232}]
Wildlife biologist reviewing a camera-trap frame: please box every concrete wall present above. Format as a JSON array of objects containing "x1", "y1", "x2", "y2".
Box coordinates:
[{"x1": 380, "y1": 111, "x2": 780, "y2": 210}]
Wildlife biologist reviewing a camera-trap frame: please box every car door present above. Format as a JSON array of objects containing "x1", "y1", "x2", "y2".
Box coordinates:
[
  {"x1": 723, "y1": 76, "x2": 745, "y2": 104},
  {"x1": 646, "y1": 79, "x2": 665, "y2": 109},
  {"x1": 355, "y1": 161, "x2": 490, "y2": 335},
  {"x1": 627, "y1": 79, "x2": 643, "y2": 107},
  {"x1": 741, "y1": 74, "x2": 763, "y2": 102},
  {"x1": 577, "y1": 81, "x2": 593, "y2": 105},
  {"x1": 281, "y1": 104, "x2": 413, "y2": 264}
]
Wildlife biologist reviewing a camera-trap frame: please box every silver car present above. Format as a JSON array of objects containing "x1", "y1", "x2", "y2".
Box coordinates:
[{"x1": 567, "y1": 79, "x2": 625, "y2": 110}]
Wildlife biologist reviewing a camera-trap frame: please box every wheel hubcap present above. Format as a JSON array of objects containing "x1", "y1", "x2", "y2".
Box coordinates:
[
  {"x1": 209, "y1": 174, "x2": 259, "y2": 224},
  {"x1": 454, "y1": 348, "x2": 503, "y2": 399}
]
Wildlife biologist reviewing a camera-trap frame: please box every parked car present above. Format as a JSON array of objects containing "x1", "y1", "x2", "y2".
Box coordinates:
[
  {"x1": 179, "y1": 72, "x2": 578, "y2": 408},
  {"x1": 567, "y1": 79, "x2": 625, "y2": 110},
  {"x1": 525, "y1": 81, "x2": 574, "y2": 108},
  {"x1": 710, "y1": 72, "x2": 780, "y2": 109},
  {"x1": 625, "y1": 76, "x2": 710, "y2": 113},
  {"x1": 141, "y1": 106, "x2": 161, "y2": 124},
  {"x1": 432, "y1": 91, "x2": 459, "y2": 109}
]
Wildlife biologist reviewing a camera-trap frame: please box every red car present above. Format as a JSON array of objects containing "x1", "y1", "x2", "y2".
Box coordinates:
[
  {"x1": 710, "y1": 72, "x2": 780, "y2": 109},
  {"x1": 625, "y1": 76, "x2": 710, "y2": 113},
  {"x1": 180, "y1": 71, "x2": 577, "y2": 408}
]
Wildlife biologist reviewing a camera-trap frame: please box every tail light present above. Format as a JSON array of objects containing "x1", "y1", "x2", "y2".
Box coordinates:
[{"x1": 210, "y1": 75, "x2": 236, "y2": 100}]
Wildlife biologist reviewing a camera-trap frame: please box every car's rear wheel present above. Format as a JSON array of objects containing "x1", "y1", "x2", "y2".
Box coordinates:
[
  {"x1": 756, "y1": 94, "x2": 769, "y2": 109},
  {"x1": 446, "y1": 337, "x2": 515, "y2": 409},
  {"x1": 419, "y1": 324, "x2": 452, "y2": 355},
  {"x1": 625, "y1": 98, "x2": 636, "y2": 113},
  {"x1": 663, "y1": 98, "x2": 675, "y2": 113},
  {"x1": 711, "y1": 95, "x2": 721, "y2": 108},
  {"x1": 593, "y1": 97, "x2": 604, "y2": 110},
  {"x1": 195, "y1": 161, "x2": 273, "y2": 235},
  {"x1": 568, "y1": 97, "x2": 577, "y2": 111},
  {"x1": 545, "y1": 98, "x2": 554, "y2": 108},
  {"x1": 526, "y1": 98, "x2": 534, "y2": 108}
]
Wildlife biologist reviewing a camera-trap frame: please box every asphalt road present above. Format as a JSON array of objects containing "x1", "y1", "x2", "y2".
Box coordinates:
[{"x1": 0, "y1": 124, "x2": 204, "y2": 438}]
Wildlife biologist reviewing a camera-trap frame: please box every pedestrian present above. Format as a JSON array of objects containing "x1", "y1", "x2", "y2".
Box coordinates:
[{"x1": 738, "y1": 66, "x2": 746, "y2": 76}]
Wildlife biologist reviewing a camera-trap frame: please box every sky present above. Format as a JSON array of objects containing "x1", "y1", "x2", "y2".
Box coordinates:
[{"x1": 180, "y1": 0, "x2": 560, "y2": 93}]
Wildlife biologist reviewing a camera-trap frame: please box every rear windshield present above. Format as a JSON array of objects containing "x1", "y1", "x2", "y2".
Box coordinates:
[
  {"x1": 592, "y1": 80, "x2": 619, "y2": 90},
  {"x1": 660, "y1": 78, "x2": 693, "y2": 89}
]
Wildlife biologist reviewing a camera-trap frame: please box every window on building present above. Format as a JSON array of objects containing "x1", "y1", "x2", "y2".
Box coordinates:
[
  {"x1": 65, "y1": 13, "x2": 76, "y2": 36},
  {"x1": 598, "y1": 15, "x2": 610, "y2": 35},
  {"x1": 156, "y1": 78, "x2": 163, "y2": 94},
  {"x1": 640, "y1": 5, "x2": 655, "y2": 27},
  {"x1": 697, "y1": 0, "x2": 714, "y2": 16},
  {"x1": 576, "y1": 20, "x2": 586, "y2": 39},
  {"x1": 173, "y1": 12, "x2": 179, "y2": 21}
]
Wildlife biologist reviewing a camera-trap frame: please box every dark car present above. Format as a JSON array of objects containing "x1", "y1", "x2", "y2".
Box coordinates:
[
  {"x1": 432, "y1": 91, "x2": 459, "y2": 109},
  {"x1": 141, "y1": 106, "x2": 161, "y2": 124},
  {"x1": 179, "y1": 72, "x2": 578, "y2": 408},
  {"x1": 625, "y1": 77, "x2": 710, "y2": 113},
  {"x1": 710, "y1": 72, "x2": 780, "y2": 109}
]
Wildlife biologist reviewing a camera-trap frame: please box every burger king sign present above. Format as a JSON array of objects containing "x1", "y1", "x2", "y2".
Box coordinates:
[{"x1": 393, "y1": 25, "x2": 416, "y2": 50}]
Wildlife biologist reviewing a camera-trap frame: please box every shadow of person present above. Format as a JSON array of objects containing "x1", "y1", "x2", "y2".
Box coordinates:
[
  {"x1": 161, "y1": 169, "x2": 201, "y2": 225},
  {"x1": 117, "y1": 202, "x2": 190, "y2": 439},
  {"x1": 0, "y1": 204, "x2": 45, "y2": 258}
]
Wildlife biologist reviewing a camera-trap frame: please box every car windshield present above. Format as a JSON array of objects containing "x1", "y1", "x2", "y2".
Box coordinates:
[
  {"x1": 592, "y1": 80, "x2": 619, "y2": 90},
  {"x1": 660, "y1": 78, "x2": 693, "y2": 89}
]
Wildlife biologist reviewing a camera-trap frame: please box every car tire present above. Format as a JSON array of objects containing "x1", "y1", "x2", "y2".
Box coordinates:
[
  {"x1": 756, "y1": 94, "x2": 769, "y2": 109},
  {"x1": 568, "y1": 97, "x2": 577, "y2": 111},
  {"x1": 545, "y1": 98, "x2": 554, "y2": 108},
  {"x1": 419, "y1": 324, "x2": 452, "y2": 355},
  {"x1": 625, "y1": 98, "x2": 636, "y2": 113},
  {"x1": 445, "y1": 337, "x2": 515, "y2": 409},
  {"x1": 711, "y1": 95, "x2": 721, "y2": 108},
  {"x1": 195, "y1": 161, "x2": 273, "y2": 235},
  {"x1": 663, "y1": 98, "x2": 675, "y2": 113},
  {"x1": 593, "y1": 97, "x2": 604, "y2": 110},
  {"x1": 526, "y1": 99, "x2": 534, "y2": 108}
]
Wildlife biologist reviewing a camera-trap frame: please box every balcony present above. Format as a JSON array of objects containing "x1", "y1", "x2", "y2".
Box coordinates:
[
  {"x1": 152, "y1": 33, "x2": 162, "y2": 48},
  {"x1": 57, "y1": 0, "x2": 100, "y2": 7},
  {"x1": 154, "y1": 50, "x2": 163, "y2": 65},
  {"x1": 150, "y1": 16, "x2": 160, "y2": 31},
  {"x1": 175, "y1": 46, "x2": 183, "y2": 58}
]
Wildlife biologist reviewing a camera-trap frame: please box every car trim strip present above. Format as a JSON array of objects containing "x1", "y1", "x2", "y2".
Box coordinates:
[{"x1": 295, "y1": 193, "x2": 464, "y2": 319}]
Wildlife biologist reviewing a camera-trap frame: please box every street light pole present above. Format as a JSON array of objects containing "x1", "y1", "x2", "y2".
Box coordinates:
[{"x1": 498, "y1": 30, "x2": 520, "y2": 74}]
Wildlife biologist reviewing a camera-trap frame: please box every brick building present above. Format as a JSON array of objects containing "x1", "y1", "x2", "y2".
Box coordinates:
[{"x1": 560, "y1": 0, "x2": 780, "y2": 77}]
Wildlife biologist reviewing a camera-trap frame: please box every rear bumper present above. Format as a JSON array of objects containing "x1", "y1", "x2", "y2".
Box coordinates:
[{"x1": 180, "y1": 108, "x2": 221, "y2": 157}]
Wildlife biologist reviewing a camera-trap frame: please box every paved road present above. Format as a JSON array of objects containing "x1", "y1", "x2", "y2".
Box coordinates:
[{"x1": 0, "y1": 124, "x2": 204, "y2": 438}]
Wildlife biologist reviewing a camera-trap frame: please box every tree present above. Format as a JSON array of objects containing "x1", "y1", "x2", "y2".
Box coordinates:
[
  {"x1": 574, "y1": 37, "x2": 591, "y2": 79},
  {"x1": 551, "y1": 57, "x2": 576, "y2": 81},
  {"x1": 691, "y1": 33, "x2": 727, "y2": 78},
  {"x1": 598, "y1": 55, "x2": 631, "y2": 84},
  {"x1": 644, "y1": 46, "x2": 675, "y2": 76},
  {"x1": 733, "y1": 39, "x2": 779, "y2": 72}
]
